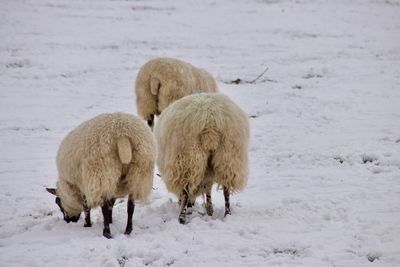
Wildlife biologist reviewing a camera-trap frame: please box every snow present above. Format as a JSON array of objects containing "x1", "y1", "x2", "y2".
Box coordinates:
[{"x1": 1, "y1": 0, "x2": 400, "y2": 266}]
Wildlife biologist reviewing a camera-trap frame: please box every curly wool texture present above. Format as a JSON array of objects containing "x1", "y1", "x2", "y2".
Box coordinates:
[
  {"x1": 55, "y1": 113, "x2": 156, "y2": 216},
  {"x1": 154, "y1": 93, "x2": 249, "y2": 199},
  {"x1": 135, "y1": 57, "x2": 219, "y2": 121}
]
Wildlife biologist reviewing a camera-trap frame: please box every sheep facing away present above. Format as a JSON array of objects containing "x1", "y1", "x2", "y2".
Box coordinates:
[
  {"x1": 135, "y1": 57, "x2": 219, "y2": 128},
  {"x1": 46, "y1": 112, "x2": 156, "y2": 238},
  {"x1": 154, "y1": 93, "x2": 249, "y2": 223}
]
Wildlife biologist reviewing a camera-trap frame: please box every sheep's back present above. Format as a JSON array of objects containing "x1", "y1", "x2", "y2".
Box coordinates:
[
  {"x1": 192, "y1": 68, "x2": 219, "y2": 93},
  {"x1": 135, "y1": 58, "x2": 194, "y2": 116},
  {"x1": 155, "y1": 93, "x2": 249, "y2": 168},
  {"x1": 155, "y1": 93, "x2": 249, "y2": 195},
  {"x1": 56, "y1": 113, "x2": 155, "y2": 195},
  {"x1": 156, "y1": 93, "x2": 248, "y2": 149},
  {"x1": 136, "y1": 58, "x2": 219, "y2": 117}
]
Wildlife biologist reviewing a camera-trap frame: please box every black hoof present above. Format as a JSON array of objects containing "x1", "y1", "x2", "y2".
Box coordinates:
[
  {"x1": 124, "y1": 227, "x2": 132, "y2": 235},
  {"x1": 206, "y1": 206, "x2": 213, "y2": 216},
  {"x1": 103, "y1": 229, "x2": 112, "y2": 239},
  {"x1": 224, "y1": 209, "x2": 231, "y2": 217},
  {"x1": 179, "y1": 215, "x2": 186, "y2": 224},
  {"x1": 84, "y1": 222, "x2": 92, "y2": 227}
]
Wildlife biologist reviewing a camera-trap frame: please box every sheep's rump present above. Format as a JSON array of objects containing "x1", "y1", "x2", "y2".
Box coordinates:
[
  {"x1": 154, "y1": 93, "x2": 249, "y2": 197},
  {"x1": 135, "y1": 57, "x2": 219, "y2": 121},
  {"x1": 57, "y1": 113, "x2": 155, "y2": 207}
]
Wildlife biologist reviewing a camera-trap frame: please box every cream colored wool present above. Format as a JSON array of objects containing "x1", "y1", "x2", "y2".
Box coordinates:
[
  {"x1": 154, "y1": 93, "x2": 249, "y2": 200},
  {"x1": 55, "y1": 112, "x2": 156, "y2": 217},
  {"x1": 135, "y1": 57, "x2": 219, "y2": 122}
]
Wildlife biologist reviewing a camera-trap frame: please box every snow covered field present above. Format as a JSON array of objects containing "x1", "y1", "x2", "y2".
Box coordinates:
[{"x1": 1, "y1": 0, "x2": 400, "y2": 266}]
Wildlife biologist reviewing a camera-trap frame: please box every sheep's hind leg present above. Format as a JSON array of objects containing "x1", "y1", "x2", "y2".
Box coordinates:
[
  {"x1": 179, "y1": 190, "x2": 189, "y2": 224},
  {"x1": 124, "y1": 195, "x2": 135, "y2": 235},
  {"x1": 186, "y1": 198, "x2": 195, "y2": 215},
  {"x1": 83, "y1": 203, "x2": 92, "y2": 227},
  {"x1": 108, "y1": 198, "x2": 116, "y2": 224},
  {"x1": 205, "y1": 188, "x2": 213, "y2": 216},
  {"x1": 101, "y1": 200, "x2": 112, "y2": 239},
  {"x1": 223, "y1": 186, "x2": 231, "y2": 216}
]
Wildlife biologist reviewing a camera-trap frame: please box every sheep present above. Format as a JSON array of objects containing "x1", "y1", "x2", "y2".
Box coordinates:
[
  {"x1": 135, "y1": 57, "x2": 219, "y2": 129},
  {"x1": 154, "y1": 93, "x2": 249, "y2": 223},
  {"x1": 46, "y1": 112, "x2": 156, "y2": 238}
]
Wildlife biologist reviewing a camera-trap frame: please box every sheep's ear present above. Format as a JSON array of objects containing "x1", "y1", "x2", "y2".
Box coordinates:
[
  {"x1": 150, "y1": 77, "x2": 160, "y2": 95},
  {"x1": 46, "y1": 188, "x2": 57, "y2": 196}
]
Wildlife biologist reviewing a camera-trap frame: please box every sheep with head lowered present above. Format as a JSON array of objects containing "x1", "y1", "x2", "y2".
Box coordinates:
[
  {"x1": 154, "y1": 93, "x2": 249, "y2": 223},
  {"x1": 135, "y1": 57, "x2": 219, "y2": 129},
  {"x1": 46, "y1": 112, "x2": 155, "y2": 238}
]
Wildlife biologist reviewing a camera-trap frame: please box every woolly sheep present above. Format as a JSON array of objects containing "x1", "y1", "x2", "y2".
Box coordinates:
[
  {"x1": 46, "y1": 112, "x2": 155, "y2": 238},
  {"x1": 135, "y1": 57, "x2": 219, "y2": 128},
  {"x1": 154, "y1": 93, "x2": 249, "y2": 223}
]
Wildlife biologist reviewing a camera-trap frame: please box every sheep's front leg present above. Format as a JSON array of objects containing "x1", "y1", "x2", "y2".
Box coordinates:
[
  {"x1": 223, "y1": 186, "x2": 231, "y2": 216},
  {"x1": 124, "y1": 195, "x2": 135, "y2": 235},
  {"x1": 179, "y1": 190, "x2": 189, "y2": 224},
  {"x1": 101, "y1": 200, "x2": 112, "y2": 239},
  {"x1": 205, "y1": 188, "x2": 213, "y2": 216},
  {"x1": 82, "y1": 196, "x2": 92, "y2": 227},
  {"x1": 83, "y1": 203, "x2": 92, "y2": 227},
  {"x1": 108, "y1": 198, "x2": 116, "y2": 224}
]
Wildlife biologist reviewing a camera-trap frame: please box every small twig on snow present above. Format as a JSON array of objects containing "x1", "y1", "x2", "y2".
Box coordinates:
[
  {"x1": 249, "y1": 66, "x2": 269, "y2": 84},
  {"x1": 226, "y1": 66, "x2": 273, "y2": 85}
]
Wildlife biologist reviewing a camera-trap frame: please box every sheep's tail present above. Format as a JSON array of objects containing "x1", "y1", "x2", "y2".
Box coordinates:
[
  {"x1": 117, "y1": 136, "x2": 132, "y2": 164},
  {"x1": 199, "y1": 125, "x2": 221, "y2": 152},
  {"x1": 150, "y1": 77, "x2": 160, "y2": 95}
]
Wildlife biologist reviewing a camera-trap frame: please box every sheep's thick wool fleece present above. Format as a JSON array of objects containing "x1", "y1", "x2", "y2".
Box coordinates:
[
  {"x1": 56, "y1": 113, "x2": 155, "y2": 212},
  {"x1": 135, "y1": 57, "x2": 218, "y2": 121},
  {"x1": 155, "y1": 93, "x2": 249, "y2": 197}
]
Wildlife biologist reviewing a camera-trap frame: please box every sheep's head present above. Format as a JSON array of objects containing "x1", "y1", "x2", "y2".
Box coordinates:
[
  {"x1": 147, "y1": 114, "x2": 155, "y2": 130},
  {"x1": 46, "y1": 188, "x2": 81, "y2": 223}
]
